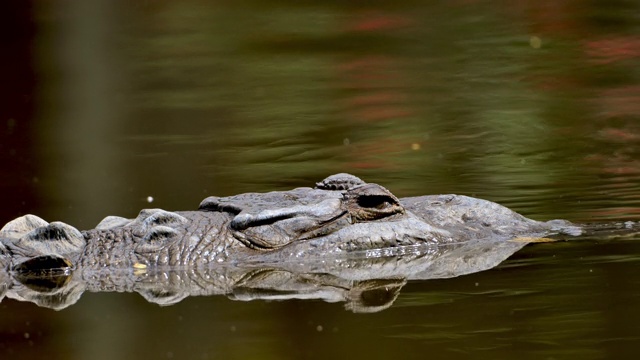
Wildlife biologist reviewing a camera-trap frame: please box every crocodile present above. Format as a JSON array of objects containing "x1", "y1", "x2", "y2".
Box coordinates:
[
  {"x1": 0, "y1": 173, "x2": 584, "y2": 275},
  {"x1": 0, "y1": 236, "x2": 530, "y2": 312}
]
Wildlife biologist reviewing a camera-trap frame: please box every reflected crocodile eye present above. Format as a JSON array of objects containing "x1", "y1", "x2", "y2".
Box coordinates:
[{"x1": 357, "y1": 195, "x2": 397, "y2": 209}]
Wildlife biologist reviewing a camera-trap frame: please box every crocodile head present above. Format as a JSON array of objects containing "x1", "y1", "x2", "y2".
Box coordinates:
[
  {"x1": 2, "y1": 173, "x2": 559, "y2": 271},
  {"x1": 199, "y1": 174, "x2": 451, "y2": 257}
]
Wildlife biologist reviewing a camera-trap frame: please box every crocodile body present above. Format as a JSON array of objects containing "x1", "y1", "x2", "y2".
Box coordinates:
[{"x1": 0, "y1": 174, "x2": 578, "y2": 273}]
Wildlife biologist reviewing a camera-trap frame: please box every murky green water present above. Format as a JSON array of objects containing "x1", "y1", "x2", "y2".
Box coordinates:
[{"x1": 2, "y1": 1, "x2": 640, "y2": 359}]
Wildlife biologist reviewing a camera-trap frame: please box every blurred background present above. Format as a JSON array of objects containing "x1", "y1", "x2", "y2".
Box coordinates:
[{"x1": 1, "y1": 1, "x2": 640, "y2": 359}]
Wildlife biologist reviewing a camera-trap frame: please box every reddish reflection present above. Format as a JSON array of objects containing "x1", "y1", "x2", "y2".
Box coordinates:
[
  {"x1": 585, "y1": 36, "x2": 640, "y2": 65},
  {"x1": 511, "y1": 1, "x2": 640, "y2": 218},
  {"x1": 334, "y1": 11, "x2": 420, "y2": 171},
  {"x1": 344, "y1": 11, "x2": 414, "y2": 32}
]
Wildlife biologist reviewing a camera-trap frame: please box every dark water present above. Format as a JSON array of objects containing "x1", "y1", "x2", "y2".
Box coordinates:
[{"x1": 2, "y1": 1, "x2": 640, "y2": 359}]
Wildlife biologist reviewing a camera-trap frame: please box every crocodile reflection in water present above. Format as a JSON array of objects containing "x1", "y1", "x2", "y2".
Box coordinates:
[
  {"x1": 1, "y1": 237, "x2": 529, "y2": 312},
  {"x1": 1, "y1": 173, "x2": 632, "y2": 312}
]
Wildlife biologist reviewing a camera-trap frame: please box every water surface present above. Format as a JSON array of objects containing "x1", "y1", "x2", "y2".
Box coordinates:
[{"x1": 2, "y1": 1, "x2": 640, "y2": 359}]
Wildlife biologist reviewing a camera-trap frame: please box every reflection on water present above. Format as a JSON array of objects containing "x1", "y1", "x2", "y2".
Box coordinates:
[
  {"x1": 1, "y1": 239, "x2": 528, "y2": 312},
  {"x1": 2, "y1": 0, "x2": 640, "y2": 359}
]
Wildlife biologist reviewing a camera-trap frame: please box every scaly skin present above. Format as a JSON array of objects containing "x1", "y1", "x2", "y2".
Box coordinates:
[
  {"x1": 1, "y1": 174, "x2": 579, "y2": 272},
  {"x1": 3, "y1": 174, "x2": 639, "y2": 312},
  {"x1": 78, "y1": 211, "x2": 249, "y2": 268}
]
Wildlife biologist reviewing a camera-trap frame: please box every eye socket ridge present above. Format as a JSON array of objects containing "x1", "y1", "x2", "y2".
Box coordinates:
[{"x1": 356, "y1": 195, "x2": 398, "y2": 209}]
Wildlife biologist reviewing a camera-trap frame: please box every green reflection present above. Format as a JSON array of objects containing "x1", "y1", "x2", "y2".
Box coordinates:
[{"x1": 7, "y1": 0, "x2": 640, "y2": 360}]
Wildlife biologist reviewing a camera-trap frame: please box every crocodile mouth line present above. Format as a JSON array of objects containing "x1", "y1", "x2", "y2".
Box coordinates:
[
  {"x1": 297, "y1": 210, "x2": 350, "y2": 241},
  {"x1": 231, "y1": 210, "x2": 350, "y2": 250}
]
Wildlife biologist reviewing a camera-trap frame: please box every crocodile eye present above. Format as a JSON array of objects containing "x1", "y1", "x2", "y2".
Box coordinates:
[
  {"x1": 357, "y1": 195, "x2": 397, "y2": 210},
  {"x1": 345, "y1": 183, "x2": 404, "y2": 221}
]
